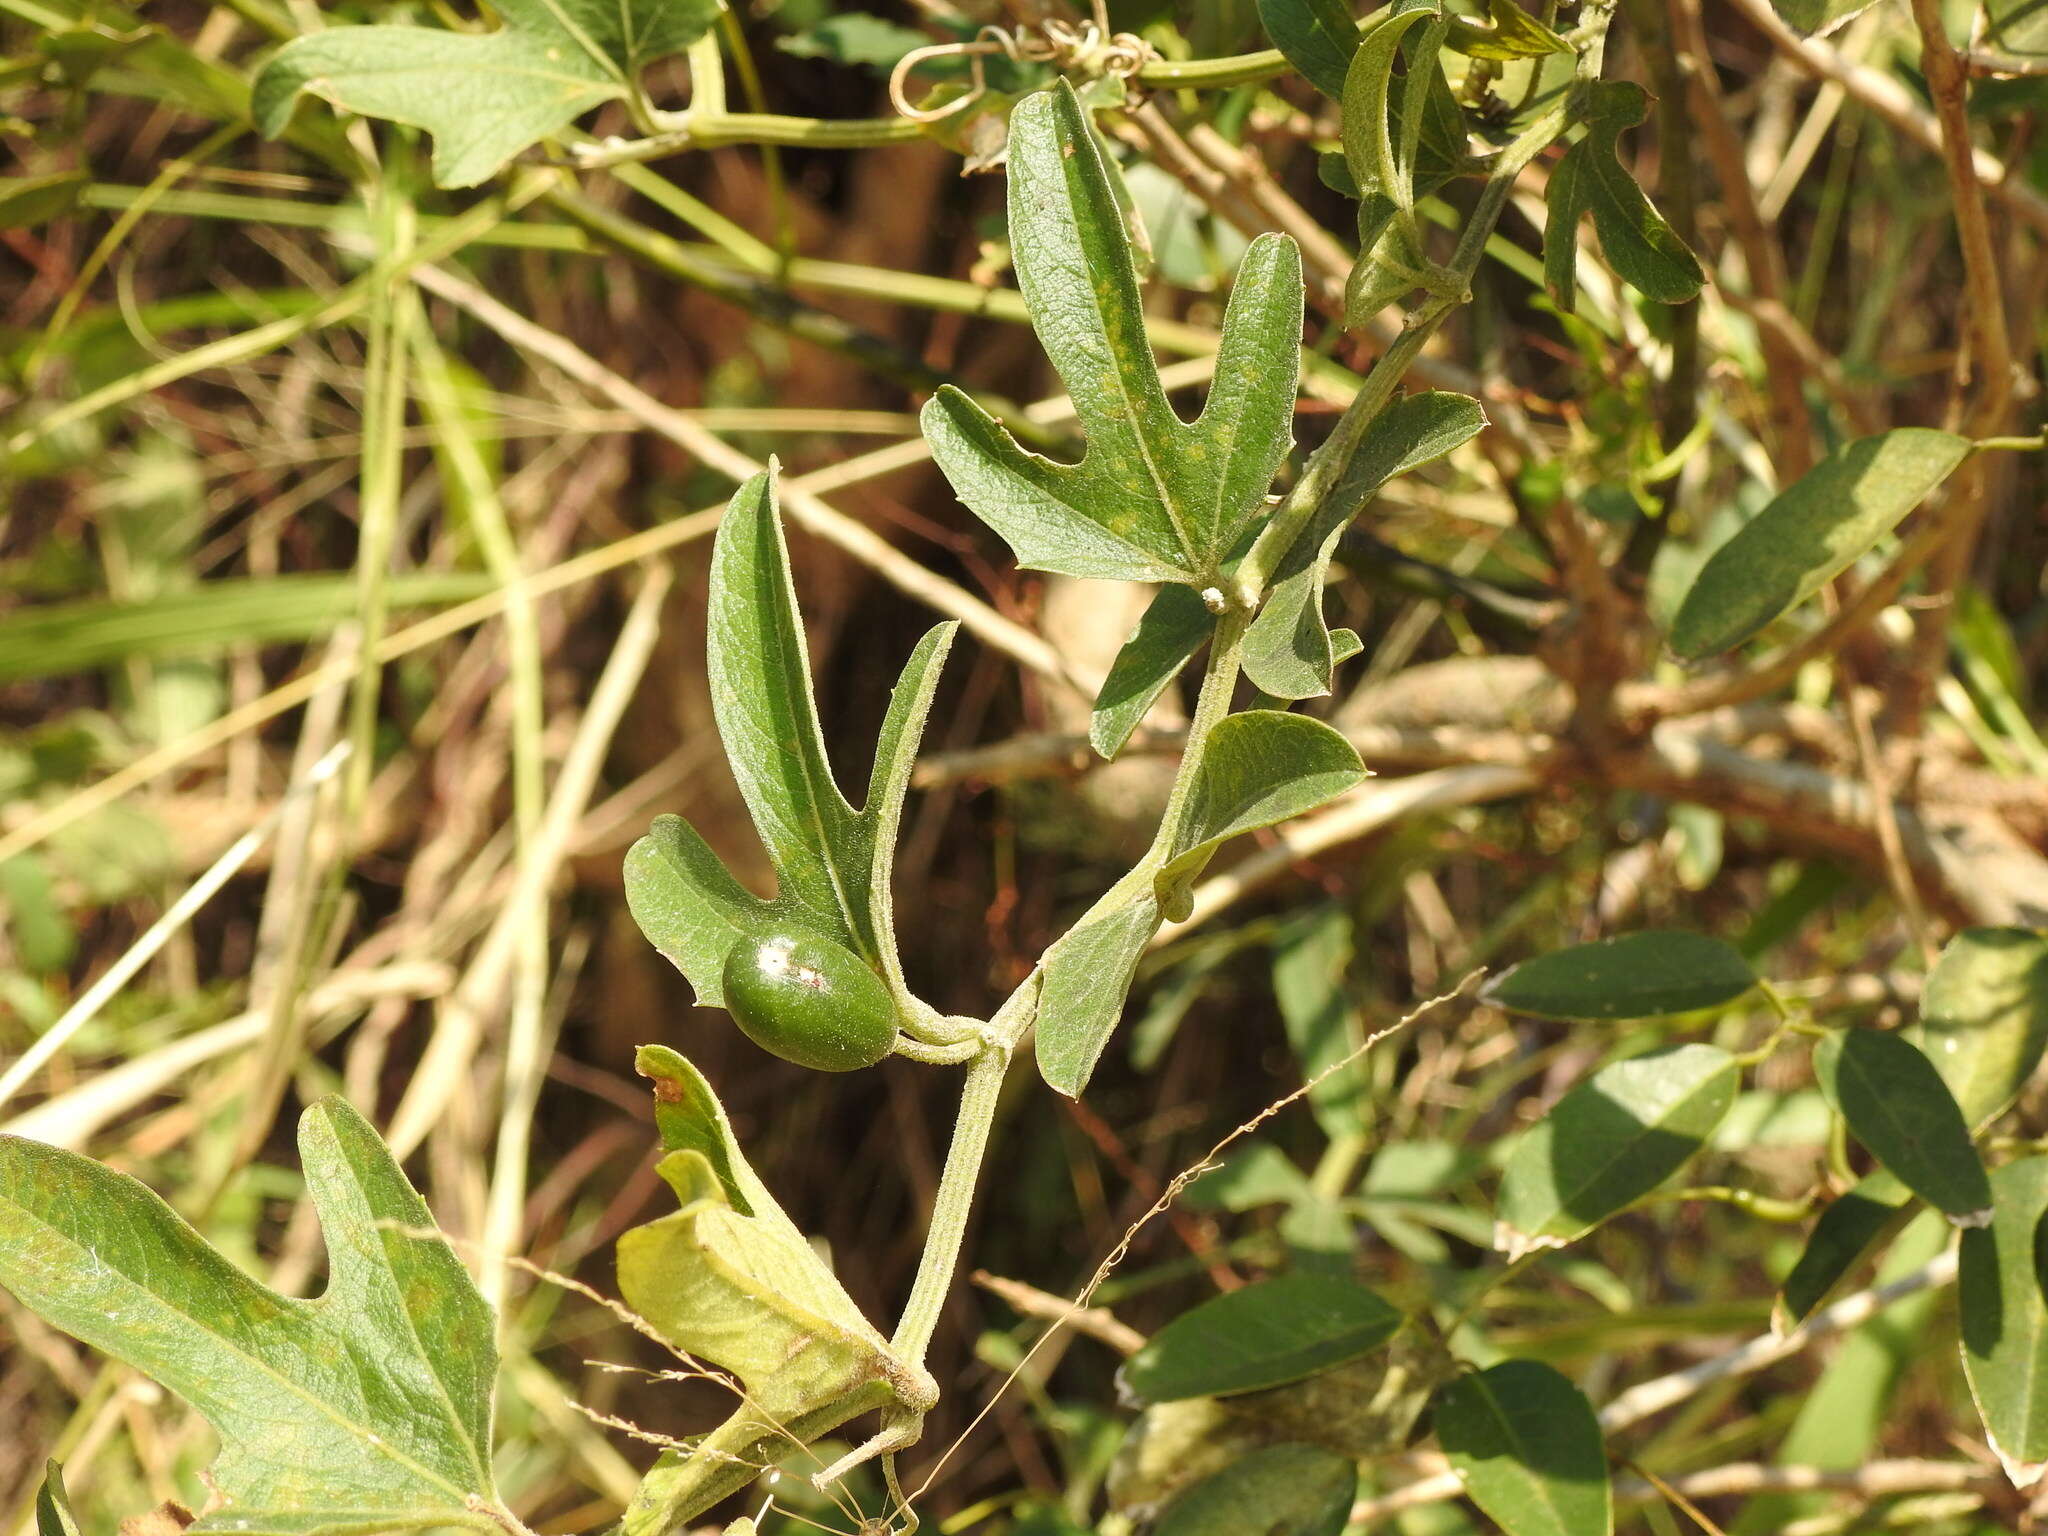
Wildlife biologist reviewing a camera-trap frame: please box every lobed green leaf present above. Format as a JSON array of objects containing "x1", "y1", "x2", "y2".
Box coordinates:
[{"x1": 1542, "y1": 82, "x2": 1703, "y2": 312}]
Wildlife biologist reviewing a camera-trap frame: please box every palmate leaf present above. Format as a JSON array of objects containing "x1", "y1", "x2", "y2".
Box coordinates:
[
  {"x1": 624, "y1": 466, "x2": 955, "y2": 1015},
  {"x1": 924, "y1": 80, "x2": 1305, "y2": 589},
  {"x1": 0, "y1": 1100, "x2": 503, "y2": 1536},
  {"x1": 618, "y1": 1049, "x2": 935, "y2": 1534},
  {"x1": 251, "y1": 0, "x2": 724, "y2": 187}
]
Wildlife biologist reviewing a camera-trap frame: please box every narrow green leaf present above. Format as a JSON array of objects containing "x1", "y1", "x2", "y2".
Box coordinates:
[
  {"x1": 1814, "y1": 1029, "x2": 1991, "y2": 1223},
  {"x1": 1483, "y1": 931, "x2": 1757, "y2": 1021},
  {"x1": 0, "y1": 1100, "x2": 502, "y2": 1536},
  {"x1": 1495, "y1": 1044, "x2": 1739, "y2": 1256},
  {"x1": 0, "y1": 572, "x2": 493, "y2": 683},
  {"x1": 1669, "y1": 428, "x2": 1971, "y2": 658},
  {"x1": 35, "y1": 1464, "x2": 80, "y2": 1536},
  {"x1": 1091, "y1": 585, "x2": 1215, "y2": 761},
  {"x1": 1437, "y1": 1361, "x2": 1612, "y2": 1536},
  {"x1": 0, "y1": 855, "x2": 76, "y2": 974},
  {"x1": 1905, "y1": 927, "x2": 2048, "y2": 1132},
  {"x1": 1257, "y1": 0, "x2": 1367, "y2": 96},
  {"x1": 0, "y1": 172, "x2": 89, "y2": 229},
  {"x1": 1154, "y1": 1444, "x2": 1357, "y2": 1536},
  {"x1": 252, "y1": 0, "x2": 722, "y2": 186},
  {"x1": 1120, "y1": 1271, "x2": 1404, "y2": 1402},
  {"x1": 1777, "y1": 1169, "x2": 1914, "y2": 1327},
  {"x1": 1339, "y1": 0, "x2": 1452, "y2": 326},
  {"x1": 1447, "y1": 0, "x2": 1572, "y2": 58},
  {"x1": 1037, "y1": 882, "x2": 1161, "y2": 1097},
  {"x1": 1242, "y1": 391, "x2": 1485, "y2": 699},
  {"x1": 1960, "y1": 1157, "x2": 2048, "y2": 1485},
  {"x1": 1273, "y1": 907, "x2": 1370, "y2": 1140},
  {"x1": 1543, "y1": 82, "x2": 1703, "y2": 310},
  {"x1": 1770, "y1": 0, "x2": 1882, "y2": 34},
  {"x1": 1157, "y1": 711, "x2": 1367, "y2": 901},
  {"x1": 1986, "y1": 0, "x2": 2048, "y2": 55},
  {"x1": 860, "y1": 619, "x2": 960, "y2": 1003},
  {"x1": 925, "y1": 82, "x2": 1305, "y2": 587}
]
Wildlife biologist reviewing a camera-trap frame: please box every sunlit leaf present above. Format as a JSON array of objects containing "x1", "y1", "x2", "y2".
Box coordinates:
[
  {"x1": 34, "y1": 1464, "x2": 79, "y2": 1536},
  {"x1": 1037, "y1": 885, "x2": 1161, "y2": 1097},
  {"x1": 0, "y1": 1100, "x2": 503, "y2": 1536},
  {"x1": 1668, "y1": 429, "x2": 1971, "y2": 658},
  {"x1": 1120, "y1": 1272, "x2": 1404, "y2": 1402},
  {"x1": 1437, "y1": 1361, "x2": 1612, "y2": 1536},
  {"x1": 1814, "y1": 1029, "x2": 1991, "y2": 1224},
  {"x1": 1905, "y1": 927, "x2": 2048, "y2": 1132},
  {"x1": 926, "y1": 83, "x2": 1304, "y2": 588},
  {"x1": 1447, "y1": 0, "x2": 1571, "y2": 58},
  {"x1": 252, "y1": 0, "x2": 723, "y2": 186},
  {"x1": 1483, "y1": 932, "x2": 1757, "y2": 1021},
  {"x1": 1495, "y1": 1044, "x2": 1739, "y2": 1257},
  {"x1": 625, "y1": 468, "x2": 954, "y2": 1017},
  {"x1": 1960, "y1": 1157, "x2": 2048, "y2": 1485}
]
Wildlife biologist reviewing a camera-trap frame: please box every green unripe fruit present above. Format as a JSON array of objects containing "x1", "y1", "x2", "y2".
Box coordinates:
[{"x1": 720, "y1": 927, "x2": 897, "y2": 1072}]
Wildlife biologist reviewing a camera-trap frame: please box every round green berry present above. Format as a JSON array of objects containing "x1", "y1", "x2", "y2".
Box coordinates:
[{"x1": 720, "y1": 927, "x2": 897, "y2": 1072}]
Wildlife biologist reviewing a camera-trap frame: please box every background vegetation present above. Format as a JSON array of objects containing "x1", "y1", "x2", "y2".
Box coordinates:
[{"x1": 1, "y1": 0, "x2": 2044, "y2": 1532}]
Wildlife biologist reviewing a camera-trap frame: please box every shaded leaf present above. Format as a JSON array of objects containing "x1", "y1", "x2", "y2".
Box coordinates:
[
  {"x1": 35, "y1": 1465, "x2": 79, "y2": 1536},
  {"x1": 1669, "y1": 429, "x2": 1971, "y2": 658},
  {"x1": 1092, "y1": 584, "x2": 1214, "y2": 761},
  {"x1": 251, "y1": 0, "x2": 722, "y2": 186},
  {"x1": 1495, "y1": 1044, "x2": 1738, "y2": 1256},
  {"x1": 1120, "y1": 1271, "x2": 1403, "y2": 1403},
  {"x1": 1157, "y1": 711, "x2": 1367, "y2": 904},
  {"x1": 1437, "y1": 1361, "x2": 1612, "y2": 1536},
  {"x1": 1483, "y1": 931, "x2": 1757, "y2": 1021},
  {"x1": 0, "y1": 1100, "x2": 502, "y2": 1536},
  {"x1": 1906, "y1": 927, "x2": 2048, "y2": 1132},
  {"x1": 0, "y1": 172, "x2": 88, "y2": 229},
  {"x1": 776, "y1": 13, "x2": 928, "y2": 71},
  {"x1": 1960, "y1": 1157, "x2": 2048, "y2": 1485},
  {"x1": 1778, "y1": 1168, "x2": 1915, "y2": 1326},
  {"x1": 925, "y1": 82, "x2": 1303, "y2": 587},
  {"x1": 1037, "y1": 884, "x2": 1160, "y2": 1098},
  {"x1": 1770, "y1": 0, "x2": 1883, "y2": 34},
  {"x1": 1257, "y1": 0, "x2": 1367, "y2": 96},
  {"x1": 1273, "y1": 907, "x2": 1370, "y2": 1140},
  {"x1": 1155, "y1": 1443, "x2": 1357, "y2": 1536},
  {"x1": 1814, "y1": 1029, "x2": 1991, "y2": 1223},
  {"x1": 1242, "y1": 391, "x2": 1486, "y2": 698},
  {"x1": 1543, "y1": 82, "x2": 1703, "y2": 311},
  {"x1": 623, "y1": 815, "x2": 770, "y2": 1012}
]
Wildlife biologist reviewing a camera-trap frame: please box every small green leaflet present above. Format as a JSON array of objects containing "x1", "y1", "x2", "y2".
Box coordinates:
[
  {"x1": 1120, "y1": 1271, "x2": 1403, "y2": 1402},
  {"x1": 1154, "y1": 1443, "x2": 1357, "y2": 1536},
  {"x1": 0, "y1": 171, "x2": 88, "y2": 229},
  {"x1": 1904, "y1": 926, "x2": 2048, "y2": 1133},
  {"x1": 624, "y1": 467, "x2": 954, "y2": 1017},
  {"x1": 1960, "y1": 1157, "x2": 2048, "y2": 1486},
  {"x1": 0, "y1": 1100, "x2": 504, "y2": 1536},
  {"x1": 1257, "y1": 0, "x2": 1367, "y2": 97},
  {"x1": 1777, "y1": 1168, "x2": 1914, "y2": 1327},
  {"x1": 1272, "y1": 906, "x2": 1371, "y2": 1140},
  {"x1": 1813, "y1": 1028, "x2": 1991, "y2": 1224},
  {"x1": 1157, "y1": 711, "x2": 1367, "y2": 907},
  {"x1": 1494, "y1": 1043, "x2": 1738, "y2": 1257},
  {"x1": 1091, "y1": 583, "x2": 1216, "y2": 761},
  {"x1": 1038, "y1": 712, "x2": 1363, "y2": 1097},
  {"x1": 1436, "y1": 1361, "x2": 1613, "y2": 1536},
  {"x1": 251, "y1": 0, "x2": 724, "y2": 187},
  {"x1": 1542, "y1": 81, "x2": 1704, "y2": 312},
  {"x1": 35, "y1": 1465, "x2": 80, "y2": 1536},
  {"x1": 1340, "y1": 0, "x2": 1455, "y2": 328},
  {"x1": 1483, "y1": 931, "x2": 1757, "y2": 1020},
  {"x1": 619, "y1": 1050, "x2": 934, "y2": 1532},
  {"x1": 1446, "y1": 0, "x2": 1571, "y2": 59},
  {"x1": 1242, "y1": 390, "x2": 1486, "y2": 699},
  {"x1": 1669, "y1": 427, "x2": 1971, "y2": 658},
  {"x1": 924, "y1": 81, "x2": 1305, "y2": 589}
]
